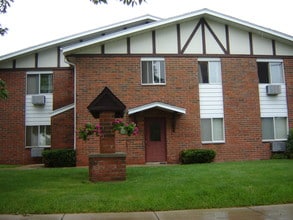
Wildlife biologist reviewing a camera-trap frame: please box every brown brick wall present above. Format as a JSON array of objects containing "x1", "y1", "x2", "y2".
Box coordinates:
[
  {"x1": 0, "y1": 68, "x2": 73, "y2": 164},
  {"x1": 74, "y1": 56, "x2": 293, "y2": 166},
  {"x1": 285, "y1": 58, "x2": 293, "y2": 129},
  {"x1": 0, "y1": 70, "x2": 30, "y2": 164},
  {"x1": 51, "y1": 108, "x2": 74, "y2": 149}
]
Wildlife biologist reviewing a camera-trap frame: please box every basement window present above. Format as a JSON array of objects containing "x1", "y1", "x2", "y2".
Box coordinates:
[
  {"x1": 26, "y1": 125, "x2": 51, "y2": 147},
  {"x1": 261, "y1": 117, "x2": 287, "y2": 141},
  {"x1": 201, "y1": 118, "x2": 225, "y2": 143}
]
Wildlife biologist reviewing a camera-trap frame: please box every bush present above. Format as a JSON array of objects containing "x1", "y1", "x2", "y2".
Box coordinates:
[
  {"x1": 42, "y1": 149, "x2": 76, "y2": 167},
  {"x1": 271, "y1": 153, "x2": 287, "y2": 159},
  {"x1": 286, "y1": 128, "x2": 293, "y2": 159},
  {"x1": 180, "y1": 149, "x2": 216, "y2": 164}
]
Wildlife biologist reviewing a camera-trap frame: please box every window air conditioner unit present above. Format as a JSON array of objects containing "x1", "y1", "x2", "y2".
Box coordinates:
[
  {"x1": 266, "y1": 85, "x2": 281, "y2": 96},
  {"x1": 31, "y1": 147, "x2": 44, "y2": 157},
  {"x1": 32, "y1": 95, "x2": 46, "y2": 105},
  {"x1": 271, "y1": 141, "x2": 286, "y2": 152}
]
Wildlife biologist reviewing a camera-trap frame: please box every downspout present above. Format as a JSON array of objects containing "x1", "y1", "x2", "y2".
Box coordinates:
[{"x1": 64, "y1": 56, "x2": 77, "y2": 150}]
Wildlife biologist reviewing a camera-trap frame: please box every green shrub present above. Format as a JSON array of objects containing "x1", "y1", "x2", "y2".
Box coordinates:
[
  {"x1": 180, "y1": 149, "x2": 216, "y2": 164},
  {"x1": 271, "y1": 153, "x2": 287, "y2": 159},
  {"x1": 286, "y1": 128, "x2": 293, "y2": 159},
  {"x1": 42, "y1": 149, "x2": 76, "y2": 167}
]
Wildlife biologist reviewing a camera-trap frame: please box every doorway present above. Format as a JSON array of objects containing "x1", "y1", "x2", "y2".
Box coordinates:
[{"x1": 145, "y1": 118, "x2": 166, "y2": 162}]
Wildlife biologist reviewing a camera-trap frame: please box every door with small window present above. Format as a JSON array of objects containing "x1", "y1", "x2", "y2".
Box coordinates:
[{"x1": 145, "y1": 118, "x2": 166, "y2": 162}]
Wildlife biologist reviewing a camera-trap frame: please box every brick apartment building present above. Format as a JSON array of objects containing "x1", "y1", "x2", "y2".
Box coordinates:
[{"x1": 0, "y1": 9, "x2": 292, "y2": 165}]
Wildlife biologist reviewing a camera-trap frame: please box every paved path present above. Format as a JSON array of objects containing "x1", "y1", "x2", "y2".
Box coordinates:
[{"x1": 0, "y1": 204, "x2": 292, "y2": 220}]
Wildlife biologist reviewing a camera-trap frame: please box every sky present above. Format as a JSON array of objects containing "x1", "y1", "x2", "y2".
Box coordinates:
[{"x1": 0, "y1": 0, "x2": 292, "y2": 56}]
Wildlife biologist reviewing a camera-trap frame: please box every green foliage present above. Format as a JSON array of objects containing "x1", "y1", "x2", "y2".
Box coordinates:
[
  {"x1": 0, "y1": 0, "x2": 14, "y2": 35},
  {"x1": 42, "y1": 149, "x2": 76, "y2": 167},
  {"x1": 271, "y1": 153, "x2": 288, "y2": 159},
  {"x1": 180, "y1": 149, "x2": 216, "y2": 164},
  {"x1": 0, "y1": 79, "x2": 8, "y2": 99},
  {"x1": 91, "y1": 0, "x2": 146, "y2": 6},
  {"x1": 286, "y1": 128, "x2": 293, "y2": 159}
]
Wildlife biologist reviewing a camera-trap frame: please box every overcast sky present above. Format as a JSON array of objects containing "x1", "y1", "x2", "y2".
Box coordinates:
[{"x1": 0, "y1": 0, "x2": 292, "y2": 56}]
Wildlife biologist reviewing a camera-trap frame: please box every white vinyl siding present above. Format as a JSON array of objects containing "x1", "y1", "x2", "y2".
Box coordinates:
[
  {"x1": 258, "y1": 84, "x2": 288, "y2": 117},
  {"x1": 199, "y1": 84, "x2": 224, "y2": 118},
  {"x1": 25, "y1": 94, "x2": 53, "y2": 126}
]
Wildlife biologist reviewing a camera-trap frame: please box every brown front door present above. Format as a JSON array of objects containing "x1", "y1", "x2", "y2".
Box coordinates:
[{"x1": 145, "y1": 118, "x2": 166, "y2": 162}]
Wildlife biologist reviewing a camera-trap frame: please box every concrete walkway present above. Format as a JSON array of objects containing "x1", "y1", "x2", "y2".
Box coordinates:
[{"x1": 0, "y1": 204, "x2": 292, "y2": 220}]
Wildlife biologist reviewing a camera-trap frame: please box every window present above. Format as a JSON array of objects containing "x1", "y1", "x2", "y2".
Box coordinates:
[
  {"x1": 199, "y1": 60, "x2": 222, "y2": 84},
  {"x1": 26, "y1": 125, "x2": 51, "y2": 147},
  {"x1": 257, "y1": 61, "x2": 284, "y2": 84},
  {"x1": 141, "y1": 59, "x2": 165, "y2": 84},
  {"x1": 201, "y1": 118, "x2": 224, "y2": 143},
  {"x1": 27, "y1": 73, "x2": 53, "y2": 94},
  {"x1": 261, "y1": 117, "x2": 287, "y2": 140}
]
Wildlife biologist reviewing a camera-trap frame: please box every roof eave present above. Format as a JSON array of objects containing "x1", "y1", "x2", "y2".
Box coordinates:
[{"x1": 0, "y1": 14, "x2": 160, "y2": 62}]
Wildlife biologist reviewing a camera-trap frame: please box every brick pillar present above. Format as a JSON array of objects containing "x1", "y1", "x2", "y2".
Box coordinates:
[
  {"x1": 100, "y1": 112, "x2": 115, "y2": 153},
  {"x1": 89, "y1": 111, "x2": 126, "y2": 182},
  {"x1": 89, "y1": 153, "x2": 126, "y2": 182}
]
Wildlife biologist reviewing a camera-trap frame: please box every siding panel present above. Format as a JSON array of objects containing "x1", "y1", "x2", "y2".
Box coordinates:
[
  {"x1": 199, "y1": 84, "x2": 224, "y2": 118},
  {"x1": 259, "y1": 84, "x2": 288, "y2": 117},
  {"x1": 25, "y1": 94, "x2": 53, "y2": 125}
]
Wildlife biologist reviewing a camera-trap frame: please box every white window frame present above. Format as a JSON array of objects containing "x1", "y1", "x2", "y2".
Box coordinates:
[
  {"x1": 200, "y1": 118, "x2": 225, "y2": 144},
  {"x1": 141, "y1": 58, "x2": 166, "y2": 85},
  {"x1": 26, "y1": 71, "x2": 53, "y2": 94},
  {"x1": 261, "y1": 117, "x2": 288, "y2": 142},
  {"x1": 198, "y1": 58, "x2": 222, "y2": 85},
  {"x1": 256, "y1": 59, "x2": 285, "y2": 84},
  {"x1": 25, "y1": 125, "x2": 51, "y2": 148}
]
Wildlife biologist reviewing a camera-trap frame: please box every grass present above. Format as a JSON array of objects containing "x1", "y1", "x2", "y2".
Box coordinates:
[{"x1": 0, "y1": 160, "x2": 292, "y2": 214}]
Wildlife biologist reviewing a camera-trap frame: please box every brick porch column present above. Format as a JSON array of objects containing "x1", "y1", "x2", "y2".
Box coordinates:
[{"x1": 99, "y1": 111, "x2": 115, "y2": 153}]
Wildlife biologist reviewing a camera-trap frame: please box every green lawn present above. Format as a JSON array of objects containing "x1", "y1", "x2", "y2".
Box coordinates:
[{"x1": 0, "y1": 160, "x2": 292, "y2": 214}]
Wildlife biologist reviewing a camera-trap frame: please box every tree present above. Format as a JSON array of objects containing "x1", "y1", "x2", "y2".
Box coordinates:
[
  {"x1": 90, "y1": 0, "x2": 145, "y2": 7},
  {"x1": 0, "y1": 0, "x2": 13, "y2": 35}
]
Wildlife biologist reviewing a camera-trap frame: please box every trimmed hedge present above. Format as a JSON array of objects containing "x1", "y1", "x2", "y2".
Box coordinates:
[
  {"x1": 42, "y1": 149, "x2": 76, "y2": 167},
  {"x1": 180, "y1": 149, "x2": 216, "y2": 164}
]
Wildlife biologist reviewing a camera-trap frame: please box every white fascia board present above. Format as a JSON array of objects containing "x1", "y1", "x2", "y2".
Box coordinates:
[
  {"x1": 128, "y1": 102, "x2": 186, "y2": 115},
  {"x1": 0, "y1": 15, "x2": 160, "y2": 62}
]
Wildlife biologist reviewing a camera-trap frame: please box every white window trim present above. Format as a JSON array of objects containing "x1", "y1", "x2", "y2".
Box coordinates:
[
  {"x1": 201, "y1": 118, "x2": 225, "y2": 144},
  {"x1": 262, "y1": 117, "x2": 288, "y2": 142},
  {"x1": 198, "y1": 58, "x2": 221, "y2": 62},
  {"x1": 26, "y1": 71, "x2": 53, "y2": 95},
  {"x1": 141, "y1": 58, "x2": 166, "y2": 85}
]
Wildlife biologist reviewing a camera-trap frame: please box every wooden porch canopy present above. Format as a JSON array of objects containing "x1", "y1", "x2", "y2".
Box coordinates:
[
  {"x1": 87, "y1": 87, "x2": 126, "y2": 118},
  {"x1": 128, "y1": 102, "x2": 186, "y2": 132}
]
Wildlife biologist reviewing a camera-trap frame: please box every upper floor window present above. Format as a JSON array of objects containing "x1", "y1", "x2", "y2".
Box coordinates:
[
  {"x1": 198, "y1": 59, "x2": 222, "y2": 84},
  {"x1": 141, "y1": 58, "x2": 165, "y2": 85},
  {"x1": 257, "y1": 60, "x2": 284, "y2": 84},
  {"x1": 27, "y1": 72, "x2": 53, "y2": 94}
]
